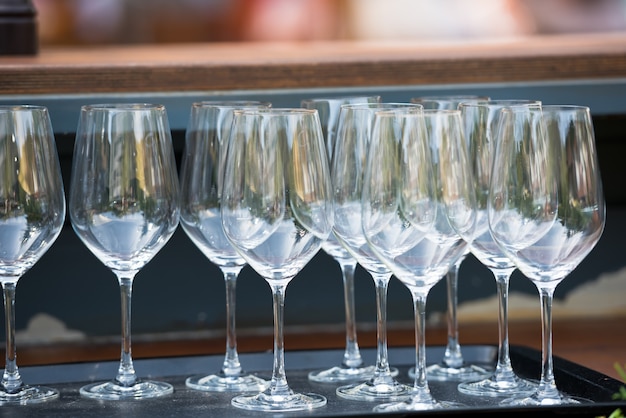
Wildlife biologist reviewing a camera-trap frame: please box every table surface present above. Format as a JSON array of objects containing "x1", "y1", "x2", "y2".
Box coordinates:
[{"x1": 7, "y1": 344, "x2": 626, "y2": 417}]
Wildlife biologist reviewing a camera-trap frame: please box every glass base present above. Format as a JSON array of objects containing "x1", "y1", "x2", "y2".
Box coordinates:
[
  {"x1": 80, "y1": 379, "x2": 173, "y2": 400},
  {"x1": 0, "y1": 385, "x2": 59, "y2": 405},
  {"x1": 416, "y1": 363, "x2": 493, "y2": 382},
  {"x1": 308, "y1": 365, "x2": 375, "y2": 383},
  {"x1": 457, "y1": 374, "x2": 537, "y2": 397},
  {"x1": 374, "y1": 399, "x2": 464, "y2": 412},
  {"x1": 185, "y1": 373, "x2": 268, "y2": 392},
  {"x1": 231, "y1": 391, "x2": 327, "y2": 412},
  {"x1": 501, "y1": 392, "x2": 587, "y2": 406},
  {"x1": 336, "y1": 378, "x2": 413, "y2": 402},
  {"x1": 308, "y1": 365, "x2": 398, "y2": 383}
]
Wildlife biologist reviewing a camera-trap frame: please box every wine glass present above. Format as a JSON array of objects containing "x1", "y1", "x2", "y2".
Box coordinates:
[
  {"x1": 0, "y1": 105, "x2": 65, "y2": 405},
  {"x1": 221, "y1": 108, "x2": 333, "y2": 412},
  {"x1": 489, "y1": 105, "x2": 605, "y2": 405},
  {"x1": 363, "y1": 109, "x2": 475, "y2": 411},
  {"x1": 457, "y1": 100, "x2": 541, "y2": 397},
  {"x1": 332, "y1": 103, "x2": 420, "y2": 402},
  {"x1": 301, "y1": 95, "x2": 382, "y2": 383},
  {"x1": 410, "y1": 95, "x2": 489, "y2": 108},
  {"x1": 69, "y1": 103, "x2": 180, "y2": 400},
  {"x1": 180, "y1": 101, "x2": 271, "y2": 392},
  {"x1": 409, "y1": 95, "x2": 492, "y2": 382}
]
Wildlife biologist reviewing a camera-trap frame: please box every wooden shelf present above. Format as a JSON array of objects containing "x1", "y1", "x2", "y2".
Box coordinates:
[{"x1": 1, "y1": 33, "x2": 626, "y2": 95}]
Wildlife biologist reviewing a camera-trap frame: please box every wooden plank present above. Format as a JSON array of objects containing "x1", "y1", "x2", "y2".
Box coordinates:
[{"x1": 1, "y1": 33, "x2": 626, "y2": 95}]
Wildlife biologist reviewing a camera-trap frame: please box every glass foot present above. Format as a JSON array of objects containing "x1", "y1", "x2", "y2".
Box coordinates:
[
  {"x1": 501, "y1": 391, "x2": 587, "y2": 406},
  {"x1": 457, "y1": 374, "x2": 537, "y2": 397},
  {"x1": 309, "y1": 364, "x2": 375, "y2": 383},
  {"x1": 308, "y1": 365, "x2": 398, "y2": 383},
  {"x1": 336, "y1": 378, "x2": 413, "y2": 402},
  {"x1": 416, "y1": 363, "x2": 493, "y2": 382},
  {"x1": 186, "y1": 373, "x2": 268, "y2": 392},
  {"x1": 231, "y1": 391, "x2": 326, "y2": 412},
  {"x1": 374, "y1": 399, "x2": 464, "y2": 412},
  {"x1": 80, "y1": 379, "x2": 173, "y2": 400},
  {"x1": 0, "y1": 385, "x2": 59, "y2": 405}
]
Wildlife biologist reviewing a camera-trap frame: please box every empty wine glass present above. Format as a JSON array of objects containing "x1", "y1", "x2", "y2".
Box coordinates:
[
  {"x1": 409, "y1": 95, "x2": 492, "y2": 382},
  {"x1": 0, "y1": 105, "x2": 65, "y2": 405},
  {"x1": 332, "y1": 103, "x2": 421, "y2": 402},
  {"x1": 221, "y1": 108, "x2": 333, "y2": 412},
  {"x1": 301, "y1": 95, "x2": 381, "y2": 383},
  {"x1": 410, "y1": 95, "x2": 489, "y2": 109},
  {"x1": 490, "y1": 105, "x2": 605, "y2": 406},
  {"x1": 69, "y1": 103, "x2": 180, "y2": 400},
  {"x1": 180, "y1": 101, "x2": 271, "y2": 392},
  {"x1": 363, "y1": 109, "x2": 475, "y2": 411},
  {"x1": 457, "y1": 100, "x2": 541, "y2": 398}
]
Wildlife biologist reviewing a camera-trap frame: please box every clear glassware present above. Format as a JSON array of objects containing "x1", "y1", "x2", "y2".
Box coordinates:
[
  {"x1": 180, "y1": 101, "x2": 270, "y2": 392},
  {"x1": 0, "y1": 105, "x2": 65, "y2": 405},
  {"x1": 332, "y1": 103, "x2": 421, "y2": 402},
  {"x1": 457, "y1": 100, "x2": 542, "y2": 397},
  {"x1": 489, "y1": 105, "x2": 605, "y2": 406},
  {"x1": 410, "y1": 95, "x2": 489, "y2": 109},
  {"x1": 408, "y1": 95, "x2": 493, "y2": 382},
  {"x1": 363, "y1": 109, "x2": 475, "y2": 411},
  {"x1": 69, "y1": 103, "x2": 180, "y2": 400},
  {"x1": 221, "y1": 108, "x2": 333, "y2": 412},
  {"x1": 301, "y1": 95, "x2": 382, "y2": 383}
]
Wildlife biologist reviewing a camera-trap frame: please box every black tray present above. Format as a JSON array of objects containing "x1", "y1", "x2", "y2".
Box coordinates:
[{"x1": 5, "y1": 345, "x2": 625, "y2": 417}]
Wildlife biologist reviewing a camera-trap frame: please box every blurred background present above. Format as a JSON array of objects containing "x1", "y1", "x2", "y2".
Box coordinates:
[{"x1": 33, "y1": 0, "x2": 626, "y2": 45}]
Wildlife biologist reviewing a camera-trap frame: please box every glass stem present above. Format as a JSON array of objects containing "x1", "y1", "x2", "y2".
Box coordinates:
[
  {"x1": 115, "y1": 275, "x2": 138, "y2": 387},
  {"x1": 371, "y1": 272, "x2": 393, "y2": 384},
  {"x1": 221, "y1": 267, "x2": 244, "y2": 377},
  {"x1": 410, "y1": 288, "x2": 434, "y2": 403},
  {"x1": 267, "y1": 282, "x2": 292, "y2": 397},
  {"x1": 492, "y1": 267, "x2": 516, "y2": 382},
  {"x1": 536, "y1": 284, "x2": 560, "y2": 400},
  {"x1": 442, "y1": 257, "x2": 464, "y2": 368},
  {"x1": 1, "y1": 280, "x2": 22, "y2": 393},
  {"x1": 339, "y1": 259, "x2": 363, "y2": 369}
]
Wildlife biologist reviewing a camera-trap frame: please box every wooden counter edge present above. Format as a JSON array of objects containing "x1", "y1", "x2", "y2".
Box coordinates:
[{"x1": 2, "y1": 33, "x2": 626, "y2": 95}]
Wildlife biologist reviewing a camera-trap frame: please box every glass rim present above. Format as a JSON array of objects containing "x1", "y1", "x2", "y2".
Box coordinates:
[
  {"x1": 0, "y1": 104, "x2": 48, "y2": 113},
  {"x1": 80, "y1": 103, "x2": 166, "y2": 112},
  {"x1": 374, "y1": 107, "x2": 426, "y2": 116},
  {"x1": 458, "y1": 99, "x2": 542, "y2": 109},
  {"x1": 233, "y1": 108, "x2": 318, "y2": 116},
  {"x1": 374, "y1": 108, "x2": 459, "y2": 119},
  {"x1": 191, "y1": 100, "x2": 271, "y2": 109},
  {"x1": 341, "y1": 102, "x2": 422, "y2": 111},
  {"x1": 540, "y1": 104, "x2": 590, "y2": 112},
  {"x1": 300, "y1": 95, "x2": 382, "y2": 104},
  {"x1": 411, "y1": 95, "x2": 490, "y2": 101},
  {"x1": 422, "y1": 109, "x2": 462, "y2": 116}
]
